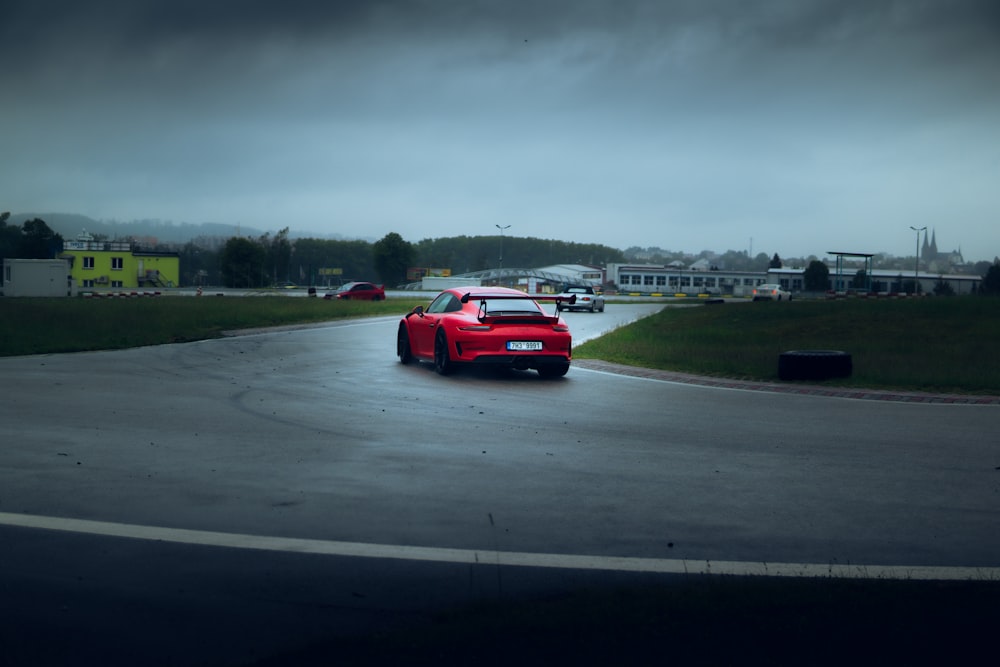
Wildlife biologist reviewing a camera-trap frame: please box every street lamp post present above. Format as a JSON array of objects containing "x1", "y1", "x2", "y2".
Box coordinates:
[
  {"x1": 496, "y1": 224, "x2": 511, "y2": 272},
  {"x1": 909, "y1": 226, "x2": 926, "y2": 295}
]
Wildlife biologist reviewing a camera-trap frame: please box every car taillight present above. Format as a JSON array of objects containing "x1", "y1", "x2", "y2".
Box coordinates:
[
  {"x1": 553, "y1": 325, "x2": 569, "y2": 332},
  {"x1": 458, "y1": 325, "x2": 492, "y2": 331}
]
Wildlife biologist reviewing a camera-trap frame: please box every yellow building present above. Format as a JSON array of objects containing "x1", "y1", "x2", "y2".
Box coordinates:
[{"x1": 61, "y1": 237, "x2": 180, "y2": 289}]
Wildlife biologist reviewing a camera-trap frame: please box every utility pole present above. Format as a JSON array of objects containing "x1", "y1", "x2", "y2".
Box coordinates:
[
  {"x1": 909, "y1": 226, "x2": 926, "y2": 295},
  {"x1": 496, "y1": 224, "x2": 511, "y2": 272}
]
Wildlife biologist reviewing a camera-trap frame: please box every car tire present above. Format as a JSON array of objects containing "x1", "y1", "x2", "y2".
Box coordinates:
[
  {"x1": 434, "y1": 330, "x2": 454, "y2": 375},
  {"x1": 778, "y1": 350, "x2": 852, "y2": 381},
  {"x1": 397, "y1": 324, "x2": 413, "y2": 364},
  {"x1": 538, "y1": 363, "x2": 569, "y2": 378}
]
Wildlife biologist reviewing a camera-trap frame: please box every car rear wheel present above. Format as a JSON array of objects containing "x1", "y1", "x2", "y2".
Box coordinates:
[
  {"x1": 397, "y1": 324, "x2": 413, "y2": 364},
  {"x1": 434, "y1": 330, "x2": 454, "y2": 375},
  {"x1": 538, "y1": 363, "x2": 569, "y2": 378}
]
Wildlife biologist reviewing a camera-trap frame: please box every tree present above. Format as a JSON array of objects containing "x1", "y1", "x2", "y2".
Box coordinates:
[
  {"x1": 19, "y1": 218, "x2": 64, "y2": 259},
  {"x1": 933, "y1": 278, "x2": 955, "y2": 296},
  {"x1": 372, "y1": 232, "x2": 415, "y2": 287},
  {"x1": 851, "y1": 269, "x2": 867, "y2": 289},
  {"x1": 981, "y1": 263, "x2": 1000, "y2": 295},
  {"x1": 220, "y1": 236, "x2": 266, "y2": 288},
  {"x1": 178, "y1": 241, "x2": 219, "y2": 286},
  {"x1": 292, "y1": 238, "x2": 375, "y2": 286},
  {"x1": 803, "y1": 260, "x2": 830, "y2": 292},
  {"x1": 0, "y1": 212, "x2": 20, "y2": 260},
  {"x1": 260, "y1": 227, "x2": 292, "y2": 285},
  {"x1": 769, "y1": 253, "x2": 782, "y2": 269}
]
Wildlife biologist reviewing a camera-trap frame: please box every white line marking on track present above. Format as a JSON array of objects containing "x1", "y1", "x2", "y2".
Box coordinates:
[{"x1": 2, "y1": 512, "x2": 996, "y2": 582}]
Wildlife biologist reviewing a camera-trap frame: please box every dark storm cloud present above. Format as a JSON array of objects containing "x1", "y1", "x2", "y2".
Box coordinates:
[
  {"x1": 6, "y1": 0, "x2": 992, "y2": 63},
  {"x1": 3, "y1": 1, "x2": 999, "y2": 258},
  {"x1": 6, "y1": 0, "x2": 998, "y2": 111}
]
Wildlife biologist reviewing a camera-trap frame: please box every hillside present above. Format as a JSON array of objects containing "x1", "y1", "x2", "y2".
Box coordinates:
[{"x1": 6, "y1": 212, "x2": 262, "y2": 245}]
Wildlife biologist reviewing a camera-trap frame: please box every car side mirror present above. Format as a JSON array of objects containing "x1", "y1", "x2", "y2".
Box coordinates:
[{"x1": 407, "y1": 305, "x2": 425, "y2": 319}]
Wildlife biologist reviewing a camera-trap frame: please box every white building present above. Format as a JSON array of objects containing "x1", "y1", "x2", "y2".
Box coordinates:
[
  {"x1": 605, "y1": 263, "x2": 766, "y2": 296},
  {"x1": 2, "y1": 258, "x2": 76, "y2": 297}
]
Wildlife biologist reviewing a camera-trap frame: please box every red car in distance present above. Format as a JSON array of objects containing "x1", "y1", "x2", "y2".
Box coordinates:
[
  {"x1": 397, "y1": 286, "x2": 574, "y2": 377},
  {"x1": 325, "y1": 281, "x2": 386, "y2": 301}
]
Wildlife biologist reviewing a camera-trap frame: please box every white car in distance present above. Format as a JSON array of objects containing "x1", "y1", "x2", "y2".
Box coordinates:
[
  {"x1": 555, "y1": 285, "x2": 606, "y2": 312},
  {"x1": 751, "y1": 284, "x2": 792, "y2": 301}
]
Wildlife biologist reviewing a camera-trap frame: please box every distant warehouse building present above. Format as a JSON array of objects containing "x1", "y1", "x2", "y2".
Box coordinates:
[
  {"x1": 606, "y1": 261, "x2": 981, "y2": 297},
  {"x1": 606, "y1": 263, "x2": 766, "y2": 297},
  {"x1": 766, "y1": 266, "x2": 981, "y2": 295},
  {"x1": 60, "y1": 234, "x2": 180, "y2": 290}
]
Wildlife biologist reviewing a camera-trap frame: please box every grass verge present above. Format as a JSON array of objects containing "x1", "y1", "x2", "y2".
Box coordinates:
[
  {"x1": 0, "y1": 296, "x2": 423, "y2": 356},
  {"x1": 576, "y1": 296, "x2": 1000, "y2": 394}
]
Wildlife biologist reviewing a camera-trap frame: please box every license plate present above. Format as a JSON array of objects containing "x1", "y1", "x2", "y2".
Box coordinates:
[{"x1": 507, "y1": 341, "x2": 543, "y2": 351}]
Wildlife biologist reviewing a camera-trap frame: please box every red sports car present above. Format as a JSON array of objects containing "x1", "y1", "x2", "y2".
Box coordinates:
[
  {"x1": 397, "y1": 286, "x2": 574, "y2": 377},
  {"x1": 325, "y1": 281, "x2": 386, "y2": 301}
]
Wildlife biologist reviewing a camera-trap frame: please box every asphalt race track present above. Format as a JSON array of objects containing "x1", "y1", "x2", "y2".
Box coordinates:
[{"x1": 1, "y1": 303, "x2": 998, "y2": 666}]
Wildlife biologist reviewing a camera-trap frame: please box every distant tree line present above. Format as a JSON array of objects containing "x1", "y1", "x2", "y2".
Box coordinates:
[
  {"x1": 6, "y1": 210, "x2": 1000, "y2": 294},
  {"x1": 210, "y1": 232, "x2": 625, "y2": 288},
  {"x1": 0, "y1": 212, "x2": 64, "y2": 260}
]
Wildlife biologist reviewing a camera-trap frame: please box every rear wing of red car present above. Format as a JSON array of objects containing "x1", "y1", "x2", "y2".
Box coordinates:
[
  {"x1": 460, "y1": 291, "x2": 573, "y2": 325},
  {"x1": 460, "y1": 292, "x2": 577, "y2": 305}
]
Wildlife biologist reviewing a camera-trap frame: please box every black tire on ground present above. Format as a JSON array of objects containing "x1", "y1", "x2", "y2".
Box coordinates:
[
  {"x1": 537, "y1": 363, "x2": 570, "y2": 378},
  {"x1": 434, "y1": 330, "x2": 454, "y2": 375},
  {"x1": 778, "y1": 350, "x2": 852, "y2": 381},
  {"x1": 397, "y1": 324, "x2": 413, "y2": 364}
]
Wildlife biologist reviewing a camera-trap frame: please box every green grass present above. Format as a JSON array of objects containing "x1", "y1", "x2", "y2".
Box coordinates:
[
  {"x1": 0, "y1": 295, "x2": 423, "y2": 356},
  {"x1": 575, "y1": 297, "x2": 1000, "y2": 394}
]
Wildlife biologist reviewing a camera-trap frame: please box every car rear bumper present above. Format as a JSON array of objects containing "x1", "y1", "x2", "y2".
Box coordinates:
[{"x1": 468, "y1": 354, "x2": 571, "y2": 369}]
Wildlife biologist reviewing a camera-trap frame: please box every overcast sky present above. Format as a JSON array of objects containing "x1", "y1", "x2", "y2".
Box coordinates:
[{"x1": 3, "y1": 0, "x2": 998, "y2": 261}]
